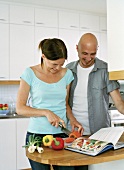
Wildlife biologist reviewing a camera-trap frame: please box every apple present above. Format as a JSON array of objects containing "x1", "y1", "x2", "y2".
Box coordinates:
[
  {"x1": 4, "y1": 104, "x2": 8, "y2": 107},
  {"x1": 0, "y1": 104, "x2": 3, "y2": 108},
  {"x1": 0, "y1": 103, "x2": 8, "y2": 110}
]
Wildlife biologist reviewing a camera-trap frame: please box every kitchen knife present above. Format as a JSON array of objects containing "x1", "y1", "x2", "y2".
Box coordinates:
[{"x1": 59, "y1": 123, "x2": 71, "y2": 136}]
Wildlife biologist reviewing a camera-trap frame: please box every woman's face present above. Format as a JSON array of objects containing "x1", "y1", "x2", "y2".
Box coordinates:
[{"x1": 43, "y1": 56, "x2": 65, "y2": 74}]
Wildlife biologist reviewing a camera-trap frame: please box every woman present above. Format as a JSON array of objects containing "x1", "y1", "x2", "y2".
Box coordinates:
[{"x1": 16, "y1": 38, "x2": 83, "y2": 170}]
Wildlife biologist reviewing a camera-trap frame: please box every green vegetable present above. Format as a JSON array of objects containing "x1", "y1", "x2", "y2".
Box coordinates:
[
  {"x1": 22, "y1": 134, "x2": 43, "y2": 153},
  {"x1": 23, "y1": 134, "x2": 42, "y2": 148}
]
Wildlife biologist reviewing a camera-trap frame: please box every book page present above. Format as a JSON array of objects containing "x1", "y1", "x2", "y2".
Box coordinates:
[
  {"x1": 66, "y1": 137, "x2": 113, "y2": 156},
  {"x1": 89, "y1": 127, "x2": 124, "y2": 146}
]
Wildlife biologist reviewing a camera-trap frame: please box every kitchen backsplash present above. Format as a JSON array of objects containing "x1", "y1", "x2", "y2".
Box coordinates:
[{"x1": 0, "y1": 85, "x2": 19, "y2": 104}]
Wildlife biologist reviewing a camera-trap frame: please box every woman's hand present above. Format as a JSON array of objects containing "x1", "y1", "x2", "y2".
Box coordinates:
[
  {"x1": 70, "y1": 118, "x2": 84, "y2": 136},
  {"x1": 45, "y1": 110, "x2": 65, "y2": 128}
]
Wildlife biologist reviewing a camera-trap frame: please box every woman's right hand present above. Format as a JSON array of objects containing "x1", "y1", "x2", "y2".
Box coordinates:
[{"x1": 45, "y1": 110, "x2": 65, "y2": 128}]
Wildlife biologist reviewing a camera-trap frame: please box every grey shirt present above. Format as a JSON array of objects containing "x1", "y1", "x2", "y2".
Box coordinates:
[{"x1": 66, "y1": 58, "x2": 120, "y2": 134}]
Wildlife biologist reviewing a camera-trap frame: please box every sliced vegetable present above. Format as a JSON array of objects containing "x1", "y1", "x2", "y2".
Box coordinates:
[
  {"x1": 69, "y1": 131, "x2": 81, "y2": 139},
  {"x1": 51, "y1": 137, "x2": 64, "y2": 150},
  {"x1": 42, "y1": 135, "x2": 53, "y2": 146},
  {"x1": 64, "y1": 137, "x2": 75, "y2": 143}
]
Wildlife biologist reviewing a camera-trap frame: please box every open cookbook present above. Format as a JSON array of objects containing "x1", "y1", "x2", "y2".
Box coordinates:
[{"x1": 65, "y1": 127, "x2": 124, "y2": 156}]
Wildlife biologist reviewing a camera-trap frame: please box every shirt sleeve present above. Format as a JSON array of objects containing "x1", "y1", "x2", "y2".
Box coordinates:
[
  {"x1": 20, "y1": 67, "x2": 33, "y2": 86},
  {"x1": 66, "y1": 69, "x2": 74, "y2": 85}
]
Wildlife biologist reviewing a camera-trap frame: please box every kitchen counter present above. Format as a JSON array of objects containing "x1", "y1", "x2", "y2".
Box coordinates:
[
  {"x1": 0, "y1": 113, "x2": 27, "y2": 119},
  {"x1": 26, "y1": 133, "x2": 124, "y2": 167}
]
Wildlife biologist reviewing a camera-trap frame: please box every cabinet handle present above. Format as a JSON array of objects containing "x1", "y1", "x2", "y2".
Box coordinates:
[
  {"x1": 81, "y1": 27, "x2": 89, "y2": 29},
  {"x1": 36, "y1": 22, "x2": 44, "y2": 25},
  {"x1": 0, "y1": 77, "x2": 6, "y2": 79},
  {"x1": 0, "y1": 19, "x2": 6, "y2": 21},
  {"x1": 101, "y1": 29, "x2": 107, "y2": 32},
  {"x1": 70, "y1": 26, "x2": 78, "y2": 28},
  {"x1": 23, "y1": 21, "x2": 31, "y2": 23}
]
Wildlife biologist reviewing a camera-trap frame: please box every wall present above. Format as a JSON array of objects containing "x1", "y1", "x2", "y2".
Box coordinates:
[{"x1": 0, "y1": 85, "x2": 19, "y2": 105}]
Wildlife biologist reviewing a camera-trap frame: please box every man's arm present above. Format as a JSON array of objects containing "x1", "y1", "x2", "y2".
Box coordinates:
[{"x1": 110, "y1": 89, "x2": 124, "y2": 114}]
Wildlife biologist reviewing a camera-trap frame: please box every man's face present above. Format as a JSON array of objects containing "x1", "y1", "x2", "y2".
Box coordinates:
[{"x1": 77, "y1": 43, "x2": 97, "y2": 68}]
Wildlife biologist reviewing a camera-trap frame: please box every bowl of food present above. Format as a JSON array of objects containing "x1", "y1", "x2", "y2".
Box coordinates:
[{"x1": 0, "y1": 104, "x2": 9, "y2": 115}]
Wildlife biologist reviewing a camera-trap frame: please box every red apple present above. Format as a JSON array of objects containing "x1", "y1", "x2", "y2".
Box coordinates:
[
  {"x1": 4, "y1": 104, "x2": 8, "y2": 107},
  {"x1": 0, "y1": 104, "x2": 3, "y2": 108}
]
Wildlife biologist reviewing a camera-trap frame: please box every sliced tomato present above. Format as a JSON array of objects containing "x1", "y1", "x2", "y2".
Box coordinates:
[{"x1": 64, "y1": 137, "x2": 75, "y2": 143}]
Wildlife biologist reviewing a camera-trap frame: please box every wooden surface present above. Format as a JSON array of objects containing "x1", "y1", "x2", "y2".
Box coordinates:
[
  {"x1": 26, "y1": 134, "x2": 124, "y2": 166},
  {"x1": 0, "y1": 80, "x2": 20, "y2": 85},
  {"x1": 109, "y1": 70, "x2": 124, "y2": 80}
]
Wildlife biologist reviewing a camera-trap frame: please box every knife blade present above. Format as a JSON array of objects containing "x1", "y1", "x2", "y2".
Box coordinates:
[{"x1": 59, "y1": 123, "x2": 71, "y2": 136}]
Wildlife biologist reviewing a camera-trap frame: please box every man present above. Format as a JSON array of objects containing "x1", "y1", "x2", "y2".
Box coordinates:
[{"x1": 66, "y1": 33, "x2": 124, "y2": 135}]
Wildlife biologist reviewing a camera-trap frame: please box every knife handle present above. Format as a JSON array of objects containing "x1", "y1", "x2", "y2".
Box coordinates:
[{"x1": 58, "y1": 122, "x2": 63, "y2": 128}]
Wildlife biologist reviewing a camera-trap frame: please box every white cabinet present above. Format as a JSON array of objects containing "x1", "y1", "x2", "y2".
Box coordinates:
[
  {"x1": 59, "y1": 29, "x2": 79, "y2": 64},
  {"x1": 59, "y1": 11, "x2": 79, "y2": 30},
  {"x1": 16, "y1": 118, "x2": 30, "y2": 169},
  {"x1": 0, "y1": 119, "x2": 16, "y2": 170},
  {"x1": 99, "y1": 32, "x2": 108, "y2": 62},
  {"x1": 35, "y1": 8, "x2": 58, "y2": 27},
  {"x1": 80, "y1": 14, "x2": 99, "y2": 32},
  {"x1": 0, "y1": 23, "x2": 9, "y2": 80},
  {"x1": 10, "y1": 24, "x2": 34, "y2": 80},
  {"x1": 0, "y1": 118, "x2": 30, "y2": 170},
  {"x1": 58, "y1": 11, "x2": 79, "y2": 64},
  {"x1": 34, "y1": 27, "x2": 58, "y2": 64},
  {"x1": 99, "y1": 16, "x2": 107, "y2": 62},
  {"x1": 10, "y1": 5, "x2": 34, "y2": 25},
  {"x1": 107, "y1": 0, "x2": 124, "y2": 72},
  {"x1": 0, "y1": 4, "x2": 9, "y2": 23},
  {"x1": 100, "y1": 16, "x2": 107, "y2": 32}
]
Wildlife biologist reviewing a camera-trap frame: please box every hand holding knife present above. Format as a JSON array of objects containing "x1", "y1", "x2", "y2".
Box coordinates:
[{"x1": 59, "y1": 122, "x2": 71, "y2": 136}]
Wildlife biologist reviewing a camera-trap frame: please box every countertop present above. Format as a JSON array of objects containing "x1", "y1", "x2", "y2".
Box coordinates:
[
  {"x1": 26, "y1": 133, "x2": 124, "y2": 166},
  {"x1": 0, "y1": 113, "x2": 27, "y2": 119}
]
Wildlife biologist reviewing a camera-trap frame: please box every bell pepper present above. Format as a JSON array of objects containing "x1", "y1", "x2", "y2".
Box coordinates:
[
  {"x1": 51, "y1": 137, "x2": 64, "y2": 150},
  {"x1": 69, "y1": 131, "x2": 81, "y2": 139},
  {"x1": 42, "y1": 135, "x2": 53, "y2": 146}
]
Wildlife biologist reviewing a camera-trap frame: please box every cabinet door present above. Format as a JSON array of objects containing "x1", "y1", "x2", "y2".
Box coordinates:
[
  {"x1": 100, "y1": 32, "x2": 108, "y2": 62},
  {"x1": 0, "y1": 23, "x2": 9, "y2": 80},
  {"x1": 59, "y1": 29, "x2": 80, "y2": 64},
  {"x1": 10, "y1": 5, "x2": 34, "y2": 25},
  {"x1": 16, "y1": 118, "x2": 30, "y2": 169},
  {"x1": 10, "y1": 24, "x2": 34, "y2": 80},
  {"x1": 0, "y1": 119, "x2": 16, "y2": 170},
  {"x1": 59, "y1": 11, "x2": 79, "y2": 30},
  {"x1": 35, "y1": 8, "x2": 58, "y2": 27},
  {"x1": 34, "y1": 27, "x2": 58, "y2": 64},
  {"x1": 0, "y1": 3, "x2": 9, "y2": 23},
  {"x1": 100, "y1": 16, "x2": 107, "y2": 32},
  {"x1": 80, "y1": 14, "x2": 99, "y2": 32},
  {"x1": 107, "y1": 0, "x2": 124, "y2": 72}
]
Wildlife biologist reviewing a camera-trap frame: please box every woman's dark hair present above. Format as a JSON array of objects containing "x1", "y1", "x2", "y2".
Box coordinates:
[{"x1": 38, "y1": 38, "x2": 68, "y2": 63}]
